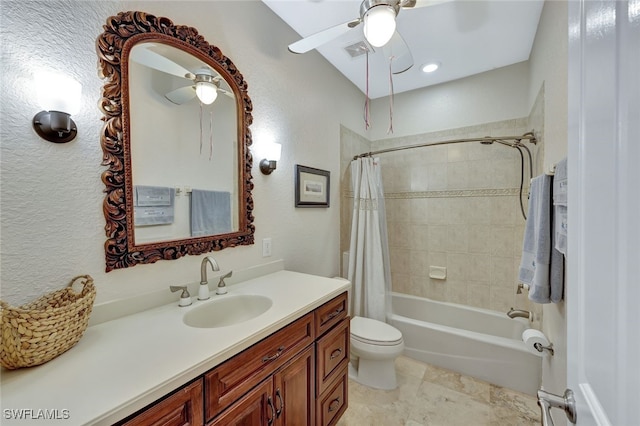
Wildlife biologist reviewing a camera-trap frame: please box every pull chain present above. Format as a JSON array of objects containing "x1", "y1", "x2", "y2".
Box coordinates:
[
  {"x1": 209, "y1": 110, "x2": 214, "y2": 161},
  {"x1": 364, "y1": 49, "x2": 371, "y2": 130},
  {"x1": 199, "y1": 101, "x2": 204, "y2": 155},
  {"x1": 387, "y1": 56, "x2": 395, "y2": 135}
]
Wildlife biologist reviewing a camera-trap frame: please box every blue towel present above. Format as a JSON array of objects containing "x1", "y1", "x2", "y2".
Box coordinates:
[
  {"x1": 190, "y1": 189, "x2": 232, "y2": 236},
  {"x1": 553, "y1": 158, "x2": 568, "y2": 255},
  {"x1": 519, "y1": 175, "x2": 564, "y2": 303}
]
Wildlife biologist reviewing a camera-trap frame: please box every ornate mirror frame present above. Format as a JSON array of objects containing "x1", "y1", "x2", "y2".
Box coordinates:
[{"x1": 97, "y1": 11, "x2": 254, "y2": 272}]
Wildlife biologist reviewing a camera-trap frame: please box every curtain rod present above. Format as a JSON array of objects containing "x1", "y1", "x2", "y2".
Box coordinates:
[{"x1": 353, "y1": 131, "x2": 537, "y2": 160}]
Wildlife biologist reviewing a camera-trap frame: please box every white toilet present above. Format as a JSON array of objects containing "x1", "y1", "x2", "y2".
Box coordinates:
[
  {"x1": 340, "y1": 251, "x2": 404, "y2": 390},
  {"x1": 349, "y1": 315, "x2": 404, "y2": 390}
]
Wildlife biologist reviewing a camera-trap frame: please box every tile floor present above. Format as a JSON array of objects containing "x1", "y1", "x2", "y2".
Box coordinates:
[{"x1": 337, "y1": 356, "x2": 541, "y2": 426}]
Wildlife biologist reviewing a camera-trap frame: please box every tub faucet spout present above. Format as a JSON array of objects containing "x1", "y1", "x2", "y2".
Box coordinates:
[{"x1": 507, "y1": 308, "x2": 532, "y2": 320}]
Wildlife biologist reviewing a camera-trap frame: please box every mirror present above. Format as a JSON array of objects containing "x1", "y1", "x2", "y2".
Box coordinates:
[
  {"x1": 128, "y1": 43, "x2": 239, "y2": 243},
  {"x1": 97, "y1": 11, "x2": 255, "y2": 272}
]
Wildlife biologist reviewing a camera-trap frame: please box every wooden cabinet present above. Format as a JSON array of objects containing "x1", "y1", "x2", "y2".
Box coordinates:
[
  {"x1": 120, "y1": 292, "x2": 349, "y2": 426},
  {"x1": 314, "y1": 292, "x2": 348, "y2": 337},
  {"x1": 118, "y1": 379, "x2": 203, "y2": 426},
  {"x1": 208, "y1": 344, "x2": 316, "y2": 426},
  {"x1": 207, "y1": 378, "x2": 273, "y2": 426},
  {"x1": 204, "y1": 313, "x2": 314, "y2": 421},
  {"x1": 273, "y1": 345, "x2": 315, "y2": 426},
  {"x1": 316, "y1": 318, "x2": 349, "y2": 396},
  {"x1": 315, "y1": 367, "x2": 348, "y2": 426},
  {"x1": 314, "y1": 295, "x2": 349, "y2": 426}
]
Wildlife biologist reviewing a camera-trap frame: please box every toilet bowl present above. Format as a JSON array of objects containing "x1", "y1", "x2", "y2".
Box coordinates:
[{"x1": 349, "y1": 315, "x2": 404, "y2": 390}]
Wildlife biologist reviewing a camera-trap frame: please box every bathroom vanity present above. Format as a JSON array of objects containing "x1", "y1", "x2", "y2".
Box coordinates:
[{"x1": 0, "y1": 267, "x2": 350, "y2": 426}]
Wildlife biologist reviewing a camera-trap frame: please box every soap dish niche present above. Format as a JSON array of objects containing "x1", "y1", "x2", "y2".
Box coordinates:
[{"x1": 429, "y1": 266, "x2": 447, "y2": 280}]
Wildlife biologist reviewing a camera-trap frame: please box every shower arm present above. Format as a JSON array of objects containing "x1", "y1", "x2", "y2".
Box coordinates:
[{"x1": 353, "y1": 132, "x2": 537, "y2": 160}]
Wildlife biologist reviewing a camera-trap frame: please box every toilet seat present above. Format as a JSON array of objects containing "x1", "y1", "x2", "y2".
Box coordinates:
[{"x1": 351, "y1": 316, "x2": 403, "y2": 346}]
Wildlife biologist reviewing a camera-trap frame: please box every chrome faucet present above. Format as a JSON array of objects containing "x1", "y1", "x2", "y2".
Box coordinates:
[
  {"x1": 199, "y1": 256, "x2": 220, "y2": 300},
  {"x1": 537, "y1": 389, "x2": 577, "y2": 426},
  {"x1": 507, "y1": 307, "x2": 532, "y2": 320}
]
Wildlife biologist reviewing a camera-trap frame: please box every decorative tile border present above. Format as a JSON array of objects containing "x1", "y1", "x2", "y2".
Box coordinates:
[{"x1": 344, "y1": 188, "x2": 522, "y2": 199}]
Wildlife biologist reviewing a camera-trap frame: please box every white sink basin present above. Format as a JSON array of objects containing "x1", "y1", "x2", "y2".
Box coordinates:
[{"x1": 183, "y1": 295, "x2": 273, "y2": 328}]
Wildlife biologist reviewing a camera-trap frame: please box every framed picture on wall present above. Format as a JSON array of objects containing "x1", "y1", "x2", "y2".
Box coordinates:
[{"x1": 295, "y1": 165, "x2": 330, "y2": 208}]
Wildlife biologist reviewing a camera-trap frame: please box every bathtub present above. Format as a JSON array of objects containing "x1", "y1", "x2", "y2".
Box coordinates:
[{"x1": 388, "y1": 292, "x2": 541, "y2": 395}]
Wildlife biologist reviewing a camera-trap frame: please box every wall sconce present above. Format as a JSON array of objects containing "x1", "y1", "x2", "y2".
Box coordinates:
[
  {"x1": 32, "y1": 71, "x2": 82, "y2": 143},
  {"x1": 256, "y1": 141, "x2": 282, "y2": 175}
]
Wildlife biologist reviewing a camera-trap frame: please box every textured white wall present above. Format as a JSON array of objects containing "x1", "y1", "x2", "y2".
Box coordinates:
[{"x1": 0, "y1": 1, "x2": 365, "y2": 306}]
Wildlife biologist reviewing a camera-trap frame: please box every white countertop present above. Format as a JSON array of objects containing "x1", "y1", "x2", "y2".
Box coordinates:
[{"x1": 0, "y1": 270, "x2": 350, "y2": 425}]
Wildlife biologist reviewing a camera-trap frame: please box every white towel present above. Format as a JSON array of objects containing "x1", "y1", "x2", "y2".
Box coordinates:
[
  {"x1": 553, "y1": 158, "x2": 568, "y2": 255},
  {"x1": 190, "y1": 189, "x2": 232, "y2": 236},
  {"x1": 519, "y1": 175, "x2": 564, "y2": 303}
]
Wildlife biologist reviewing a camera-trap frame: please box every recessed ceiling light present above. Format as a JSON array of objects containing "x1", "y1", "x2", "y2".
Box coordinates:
[{"x1": 422, "y1": 63, "x2": 440, "y2": 73}]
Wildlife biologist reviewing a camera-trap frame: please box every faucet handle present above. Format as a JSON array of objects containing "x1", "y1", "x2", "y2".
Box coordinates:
[
  {"x1": 216, "y1": 271, "x2": 232, "y2": 295},
  {"x1": 170, "y1": 285, "x2": 192, "y2": 307}
]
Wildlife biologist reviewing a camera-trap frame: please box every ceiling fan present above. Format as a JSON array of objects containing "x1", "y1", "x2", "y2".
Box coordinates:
[
  {"x1": 130, "y1": 45, "x2": 234, "y2": 105},
  {"x1": 288, "y1": 0, "x2": 449, "y2": 74}
]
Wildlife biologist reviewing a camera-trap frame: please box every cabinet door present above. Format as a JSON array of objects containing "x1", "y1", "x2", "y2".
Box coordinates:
[
  {"x1": 120, "y1": 379, "x2": 203, "y2": 426},
  {"x1": 207, "y1": 378, "x2": 274, "y2": 426},
  {"x1": 205, "y1": 313, "x2": 314, "y2": 421},
  {"x1": 273, "y1": 346, "x2": 315, "y2": 426}
]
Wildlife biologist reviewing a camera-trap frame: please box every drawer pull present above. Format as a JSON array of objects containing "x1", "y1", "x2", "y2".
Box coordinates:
[
  {"x1": 330, "y1": 348, "x2": 343, "y2": 359},
  {"x1": 275, "y1": 388, "x2": 284, "y2": 418},
  {"x1": 324, "y1": 308, "x2": 344, "y2": 323},
  {"x1": 267, "y1": 396, "x2": 276, "y2": 425},
  {"x1": 262, "y1": 346, "x2": 285, "y2": 363},
  {"x1": 328, "y1": 397, "x2": 341, "y2": 412}
]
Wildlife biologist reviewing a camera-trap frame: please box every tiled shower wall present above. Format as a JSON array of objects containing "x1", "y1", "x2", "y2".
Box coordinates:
[{"x1": 341, "y1": 88, "x2": 545, "y2": 318}]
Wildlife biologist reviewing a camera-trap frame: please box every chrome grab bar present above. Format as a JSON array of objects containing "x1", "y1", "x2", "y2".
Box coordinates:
[{"x1": 537, "y1": 389, "x2": 577, "y2": 425}]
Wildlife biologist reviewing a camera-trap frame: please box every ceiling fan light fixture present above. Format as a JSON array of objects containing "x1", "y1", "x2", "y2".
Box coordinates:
[
  {"x1": 363, "y1": 5, "x2": 397, "y2": 47},
  {"x1": 194, "y1": 73, "x2": 218, "y2": 105},
  {"x1": 195, "y1": 81, "x2": 217, "y2": 104}
]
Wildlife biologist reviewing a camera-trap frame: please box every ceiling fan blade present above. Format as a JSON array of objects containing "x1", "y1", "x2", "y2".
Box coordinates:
[
  {"x1": 218, "y1": 88, "x2": 235, "y2": 99},
  {"x1": 402, "y1": 0, "x2": 453, "y2": 8},
  {"x1": 382, "y1": 31, "x2": 414, "y2": 74},
  {"x1": 130, "y1": 45, "x2": 192, "y2": 79},
  {"x1": 165, "y1": 86, "x2": 196, "y2": 105},
  {"x1": 288, "y1": 19, "x2": 361, "y2": 54}
]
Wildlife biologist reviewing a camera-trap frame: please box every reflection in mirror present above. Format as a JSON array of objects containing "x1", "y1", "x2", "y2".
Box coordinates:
[
  {"x1": 128, "y1": 43, "x2": 239, "y2": 244},
  {"x1": 97, "y1": 11, "x2": 255, "y2": 272}
]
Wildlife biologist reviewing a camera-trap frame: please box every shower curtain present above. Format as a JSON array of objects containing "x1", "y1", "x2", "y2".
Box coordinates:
[{"x1": 347, "y1": 157, "x2": 392, "y2": 322}]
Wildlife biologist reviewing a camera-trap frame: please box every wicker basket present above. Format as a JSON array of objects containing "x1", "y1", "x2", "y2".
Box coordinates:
[{"x1": 0, "y1": 275, "x2": 96, "y2": 369}]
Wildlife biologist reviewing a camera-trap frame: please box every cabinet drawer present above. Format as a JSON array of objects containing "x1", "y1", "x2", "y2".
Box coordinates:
[
  {"x1": 204, "y1": 313, "x2": 314, "y2": 421},
  {"x1": 314, "y1": 292, "x2": 348, "y2": 337},
  {"x1": 316, "y1": 318, "x2": 349, "y2": 396},
  {"x1": 119, "y1": 379, "x2": 203, "y2": 426},
  {"x1": 315, "y1": 366, "x2": 348, "y2": 426}
]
